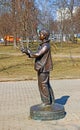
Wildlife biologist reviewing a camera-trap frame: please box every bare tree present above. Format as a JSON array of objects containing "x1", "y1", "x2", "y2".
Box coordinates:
[
  {"x1": 67, "y1": 0, "x2": 75, "y2": 43},
  {"x1": 35, "y1": 0, "x2": 56, "y2": 30},
  {"x1": 11, "y1": 0, "x2": 17, "y2": 47},
  {"x1": 74, "y1": 7, "x2": 80, "y2": 34},
  {"x1": 0, "y1": 0, "x2": 38, "y2": 46},
  {"x1": 0, "y1": 0, "x2": 12, "y2": 45},
  {"x1": 0, "y1": 0, "x2": 80, "y2": 45},
  {"x1": 15, "y1": 0, "x2": 38, "y2": 40}
]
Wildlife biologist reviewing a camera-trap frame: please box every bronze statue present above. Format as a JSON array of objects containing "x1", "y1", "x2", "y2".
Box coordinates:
[
  {"x1": 21, "y1": 29, "x2": 65, "y2": 120},
  {"x1": 21, "y1": 29, "x2": 55, "y2": 106}
]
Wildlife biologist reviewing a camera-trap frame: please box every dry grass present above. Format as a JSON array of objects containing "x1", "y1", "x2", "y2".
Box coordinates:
[{"x1": 0, "y1": 42, "x2": 80, "y2": 81}]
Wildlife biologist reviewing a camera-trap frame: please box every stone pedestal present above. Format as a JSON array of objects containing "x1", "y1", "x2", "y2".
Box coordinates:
[{"x1": 30, "y1": 103, "x2": 66, "y2": 120}]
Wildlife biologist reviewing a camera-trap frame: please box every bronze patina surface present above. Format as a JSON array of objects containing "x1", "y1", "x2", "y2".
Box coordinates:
[{"x1": 30, "y1": 103, "x2": 65, "y2": 120}]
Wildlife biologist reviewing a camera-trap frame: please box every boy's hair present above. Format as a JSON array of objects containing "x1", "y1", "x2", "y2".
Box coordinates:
[{"x1": 39, "y1": 29, "x2": 50, "y2": 40}]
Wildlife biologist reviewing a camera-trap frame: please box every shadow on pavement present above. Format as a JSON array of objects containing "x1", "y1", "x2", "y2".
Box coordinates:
[{"x1": 55, "y1": 95, "x2": 70, "y2": 105}]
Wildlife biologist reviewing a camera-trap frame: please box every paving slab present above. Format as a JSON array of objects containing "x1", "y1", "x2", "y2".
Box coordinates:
[{"x1": 0, "y1": 79, "x2": 80, "y2": 130}]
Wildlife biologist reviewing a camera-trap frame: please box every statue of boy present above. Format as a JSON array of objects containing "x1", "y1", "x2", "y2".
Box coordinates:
[{"x1": 21, "y1": 29, "x2": 55, "y2": 107}]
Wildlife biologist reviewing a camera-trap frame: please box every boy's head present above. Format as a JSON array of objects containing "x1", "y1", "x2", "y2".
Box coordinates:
[{"x1": 39, "y1": 29, "x2": 50, "y2": 41}]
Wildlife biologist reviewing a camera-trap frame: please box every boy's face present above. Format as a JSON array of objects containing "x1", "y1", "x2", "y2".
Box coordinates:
[{"x1": 39, "y1": 33, "x2": 45, "y2": 41}]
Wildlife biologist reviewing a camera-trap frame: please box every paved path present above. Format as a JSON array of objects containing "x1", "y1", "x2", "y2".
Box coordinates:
[{"x1": 0, "y1": 79, "x2": 80, "y2": 130}]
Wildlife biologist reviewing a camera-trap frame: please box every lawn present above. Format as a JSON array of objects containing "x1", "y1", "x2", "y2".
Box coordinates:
[{"x1": 0, "y1": 42, "x2": 80, "y2": 81}]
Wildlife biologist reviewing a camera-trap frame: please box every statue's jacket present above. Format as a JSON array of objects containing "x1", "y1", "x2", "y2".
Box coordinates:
[{"x1": 29, "y1": 40, "x2": 53, "y2": 72}]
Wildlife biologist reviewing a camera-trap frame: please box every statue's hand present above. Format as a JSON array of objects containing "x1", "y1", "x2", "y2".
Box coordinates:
[
  {"x1": 26, "y1": 48, "x2": 31, "y2": 57},
  {"x1": 20, "y1": 48, "x2": 26, "y2": 53},
  {"x1": 21, "y1": 48, "x2": 30, "y2": 57},
  {"x1": 26, "y1": 48, "x2": 31, "y2": 54}
]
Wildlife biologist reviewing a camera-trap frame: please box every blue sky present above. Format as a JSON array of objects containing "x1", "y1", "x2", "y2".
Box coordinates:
[
  {"x1": 34, "y1": 0, "x2": 57, "y2": 20},
  {"x1": 34, "y1": 0, "x2": 80, "y2": 20}
]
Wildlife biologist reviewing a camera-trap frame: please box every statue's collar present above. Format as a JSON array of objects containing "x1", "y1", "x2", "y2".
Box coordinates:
[{"x1": 39, "y1": 40, "x2": 50, "y2": 45}]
